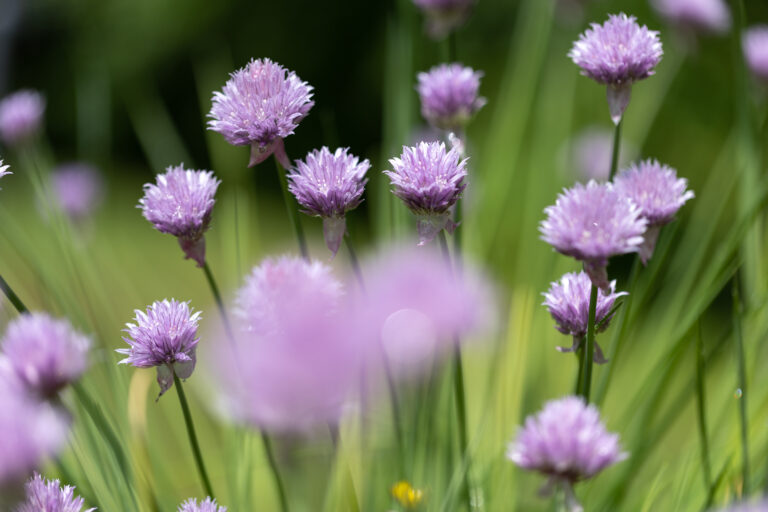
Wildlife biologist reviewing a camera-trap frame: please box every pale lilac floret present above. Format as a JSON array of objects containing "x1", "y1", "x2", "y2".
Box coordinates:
[
  {"x1": 543, "y1": 271, "x2": 627, "y2": 363},
  {"x1": 385, "y1": 141, "x2": 468, "y2": 245},
  {"x1": 651, "y1": 0, "x2": 731, "y2": 34},
  {"x1": 2, "y1": 313, "x2": 90, "y2": 398},
  {"x1": 540, "y1": 181, "x2": 647, "y2": 292},
  {"x1": 0, "y1": 90, "x2": 45, "y2": 146},
  {"x1": 16, "y1": 473, "x2": 94, "y2": 512},
  {"x1": 711, "y1": 500, "x2": 768, "y2": 512},
  {"x1": 507, "y1": 396, "x2": 626, "y2": 510},
  {"x1": 417, "y1": 63, "x2": 486, "y2": 131},
  {"x1": 0, "y1": 159, "x2": 11, "y2": 180},
  {"x1": 51, "y1": 163, "x2": 104, "y2": 220},
  {"x1": 208, "y1": 58, "x2": 314, "y2": 167},
  {"x1": 743, "y1": 26, "x2": 768, "y2": 82},
  {"x1": 178, "y1": 497, "x2": 226, "y2": 512},
  {"x1": 569, "y1": 14, "x2": 663, "y2": 123},
  {"x1": 117, "y1": 299, "x2": 201, "y2": 397},
  {"x1": 412, "y1": 0, "x2": 474, "y2": 39},
  {"x1": 287, "y1": 147, "x2": 370, "y2": 257},
  {"x1": 613, "y1": 159, "x2": 693, "y2": 264},
  {"x1": 139, "y1": 164, "x2": 221, "y2": 267}
]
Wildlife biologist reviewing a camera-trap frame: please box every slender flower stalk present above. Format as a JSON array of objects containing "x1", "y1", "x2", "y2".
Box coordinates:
[
  {"x1": 580, "y1": 285, "x2": 598, "y2": 402},
  {"x1": 202, "y1": 262, "x2": 234, "y2": 342},
  {"x1": 260, "y1": 430, "x2": 290, "y2": 512},
  {"x1": 276, "y1": 157, "x2": 309, "y2": 259},
  {"x1": 732, "y1": 278, "x2": 750, "y2": 496},
  {"x1": 608, "y1": 121, "x2": 622, "y2": 180},
  {"x1": 694, "y1": 321, "x2": 713, "y2": 501},
  {"x1": 0, "y1": 273, "x2": 28, "y2": 313},
  {"x1": 174, "y1": 373, "x2": 215, "y2": 499}
]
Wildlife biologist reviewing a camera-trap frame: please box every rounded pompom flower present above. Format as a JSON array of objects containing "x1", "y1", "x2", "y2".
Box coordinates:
[
  {"x1": 287, "y1": 147, "x2": 370, "y2": 257},
  {"x1": 613, "y1": 159, "x2": 694, "y2": 264},
  {"x1": 117, "y1": 299, "x2": 201, "y2": 397},
  {"x1": 413, "y1": 0, "x2": 474, "y2": 39},
  {"x1": 543, "y1": 271, "x2": 627, "y2": 363},
  {"x1": 540, "y1": 181, "x2": 647, "y2": 292},
  {"x1": 139, "y1": 164, "x2": 221, "y2": 267},
  {"x1": 51, "y1": 163, "x2": 104, "y2": 221},
  {"x1": 569, "y1": 14, "x2": 663, "y2": 124},
  {"x1": 208, "y1": 58, "x2": 314, "y2": 167},
  {"x1": 178, "y1": 497, "x2": 227, "y2": 512},
  {"x1": 1, "y1": 313, "x2": 90, "y2": 398},
  {"x1": 651, "y1": 0, "x2": 731, "y2": 34},
  {"x1": 743, "y1": 26, "x2": 768, "y2": 82},
  {"x1": 16, "y1": 473, "x2": 94, "y2": 512},
  {"x1": 0, "y1": 90, "x2": 45, "y2": 146},
  {"x1": 507, "y1": 396, "x2": 626, "y2": 509},
  {"x1": 416, "y1": 63, "x2": 486, "y2": 132},
  {"x1": 384, "y1": 141, "x2": 468, "y2": 245}
]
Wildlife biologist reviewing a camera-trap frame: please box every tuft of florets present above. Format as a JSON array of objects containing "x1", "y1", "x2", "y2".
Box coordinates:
[
  {"x1": 16, "y1": 473, "x2": 94, "y2": 512},
  {"x1": 117, "y1": 299, "x2": 201, "y2": 397},
  {"x1": 0, "y1": 159, "x2": 11, "y2": 180},
  {"x1": 0, "y1": 90, "x2": 45, "y2": 146},
  {"x1": 412, "y1": 0, "x2": 475, "y2": 39},
  {"x1": 208, "y1": 58, "x2": 314, "y2": 167},
  {"x1": 178, "y1": 497, "x2": 227, "y2": 512},
  {"x1": 416, "y1": 63, "x2": 486, "y2": 131},
  {"x1": 743, "y1": 26, "x2": 768, "y2": 82},
  {"x1": 651, "y1": 0, "x2": 731, "y2": 34}
]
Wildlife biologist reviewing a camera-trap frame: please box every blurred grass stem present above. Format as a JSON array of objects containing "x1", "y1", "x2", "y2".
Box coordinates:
[
  {"x1": 274, "y1": 157, "x2": 309, "y2": 260},
  {"x1": 260, "y1": 430, "x2": 291, "y2": 512},
  {"x1": 732, "y1": 278, "x2": 749, "y2": 495},
  {"x1": 202, "y1": 262, "x2": 235, "y2": 342},
  {"x1": 694, "y1": 321, "x2": 712, "y2": 502},
  {"x1": 173, "y1": 372, "x2": 215, "y2": 499}
]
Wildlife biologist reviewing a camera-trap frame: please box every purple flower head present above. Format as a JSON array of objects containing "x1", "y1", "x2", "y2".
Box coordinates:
[
  {"x1": 613, "y1": 159, "x2": 693, "y2": 264},
  {"x1": 507, "y1": 396, "x2": 626, "y2": 508},
  {"x1": 139, "y1": 164, "x2": 221, "y2": 267},
  {"x1": 416, "y1": 63, "x2": 486, "y2": 132},
  {"x1": 178, "y1": 497, "x2": 226, "y2": 512},
  {"x1": 2, "y1": 313, "x2": 90, "y2": 398},
  {"x1": 543, "y1": 271, "x2": 627, "y2": 363},
  {"x1": 287, "y1": 147, "x2": 370, "y2": 257},
  {"x1": 385, "y1": 141, "x2": 468, "y2": 245},
  {"x1": 743, "y1": 26, "x2": 768, "y2": 82},
  {"x1": 51, "y1": 163, "x2": 104, "y2": 221},
  {"x1": 208, "y1": 58, "x2": 314, "y2": 167},
  {"x1": 569, "y1": 14, "x2": 663, "y2": 124},
  {"x1": 117, "y1": 299, "x2": 201, "y2": 398},
  {"x1": 652, "y1": 0, "x2": 731, "y2": 34},
  {"x1": 0, "y1": 90, "x2": 45, "y2": 146},
  {"x1": 413, "y1": 0, "x2": 474, "y2": 39},
  {"x1": 0, "y1": 159, "x2": 11, "y2": 180},
  {"x1": 16, "y1": 473, "x2": 94, "y2": 512},
  {"x1": 540, "y1": 181, "x2": 647, "y2": 292}
]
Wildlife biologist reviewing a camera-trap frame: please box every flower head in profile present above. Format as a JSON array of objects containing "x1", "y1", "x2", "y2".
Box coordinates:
[
  {"x1": 613, "y1": 159, "x2": 693, "y2": 263},
  {"x1": 1, "y1": 313, "x2": 90, "y2": 398},
  {"x1": 117, "y1": 299, "x2": 201, "y2": 397},
  {"x1": 208, "y1": 58, "x2": 314, "y2": 167},
  {"x1": 651, "y1": 0, "x2": 731, "y2": 34},
  {"x1": 540, "y1": 181, "x2": 647, "y2": 292},
  {"x1": 178, "y1": 497, "x2": 227, "y2": 512},
  {"x1": 743, "y1": 26, "x2": 768, "y2": 82},
  {"x1": 543, "y1": 271, "x2": 627, "y2": 363},
  {"x1": 412, "y1": 0, "x2": 475, "y2": 39},
  {"x1": 16, "y1": 473, "x2": 94, "y2": 512},
  {"x1": 507, "y1": 396, "x2": 626, "y2": 511},
  {"x1": 417, "y1": 63, "x2": 486, "y2": 132},
  {"x1": 288, "y1": 147, "x2": 370, "y2": 256},
  {"x1": 51, "y1": 163, "x2": 104, "y2": 221},
  {"x1": 569, "y1": 14, "x2": 663, "y2": 123},
  {"x1": 0, "y1": 90, "x2": 45, "y2": 146},
  {"x1": 139, "y1": 165, "x2": 221, "y2": 267},
  {"x1": 385, "y1": 141, "x2": 468, "y2": 245}
]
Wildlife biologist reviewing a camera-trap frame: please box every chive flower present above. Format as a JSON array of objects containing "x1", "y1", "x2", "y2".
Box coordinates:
[
  {"x1": 743, "y1": 26, "x2": 768, "y2": 82},
  {"x1": 0, "y1": 90, "x2": 45, "y2": 146},
  {"x1": 613, "y1": 159, "x2": 694, "y2": 264},
  {"x1": 569, "y1": 14, "x2": 663, "y2": 124},
  {"x1": 412, "y1": 0, "x2": 475, "y2": 39},
  {"x1": 416, "y1": 63, "x2": 486, "y2": 132},
  {"x1": 179, "y1": 497, "x2": 227, "y2": 512},
  {"x1": 540, "y1": 181, "x2": 647, "y2": 292},
  {"x1": 385, "y1": 141, "x2": 468, "y2": 245},
  {"x1": 16, "y1": 473, "x2": 94, "y2": 512},
  {"x1": 139, "y1": 164, "x2": 221, "y2": 267},
  {"x1": 651, "y1": 0, "x2": 731, "y2": 34},
  {"x1": 287, "y1": 147, "x2": 370, "y2": 257},
  {"x1": 51, "y1": 163, "x2": 104, "y2": 221},
  {"x1": 117, "y1": 299, "x2": 201, "y2": 398},
  {"x1": 0, "y1": 159, "x2": 11, "y2": 180},
  {"x1": 208, "y1": 58, "x2": 314, "y2": 167}
]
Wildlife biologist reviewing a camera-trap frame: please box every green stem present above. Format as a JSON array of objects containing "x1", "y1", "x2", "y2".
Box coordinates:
[
  {"x1": 608, "y1": 118, "x2": 622, "y2": 180},
  {"x1": 574, "y1": 339, "x2": 585, "y2": 396},
  {"x1": 260, "y1": 430, "x2": 291, "y2": 512},
  {"x1": 202, "y1": 262, "x2": 234, "y2": 342},
  {"x1": 382, "y1": 351, "x2": 408, "y2": 478},
  {"x1": 580, "y1": 284, "x2": 598, "y2": 402},
  {"x1": 0, "y1": 273, "x2": 28, "y2": 313},
  {"x1": 345, "y1": 237, "x2": 366, "y2": 293},
  {"x1": 694, "y1": 320, "x2": 713, "y2": 504},
  {"x1": 274, "y1": 157, "x2": 309, "y2": 260},
  {"x1": 732, "y1": 278, "x2": 750, "y2": 495},
  {"x1": 173, "y1": 373, "x2": 215, "y2": 499}
]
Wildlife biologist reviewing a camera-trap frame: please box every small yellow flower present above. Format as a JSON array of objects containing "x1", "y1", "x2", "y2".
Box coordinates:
[{"x1": 391, "y1": 481, "x2": 424, "y2": 509}]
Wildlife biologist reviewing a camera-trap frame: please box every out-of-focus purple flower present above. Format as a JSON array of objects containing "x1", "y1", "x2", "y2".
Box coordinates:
[
  {"x1": 1, "y1": 313, "x2": 90, "y2": 398},
  {"x1": 569, "y1": 14, "x2": 663, "y2": 124},
  {"x1": 507, "y1": 396, "x2": 626, "y2": 510},
  {"x1": 540, "y1": 181, "x2": 647, "y2": 292},
  {"x1": 287, "y1": 147, "x2": 370, "y2": 257},
  {"x1": 117, "y1": 299, "x2": 201, "y2": 398},
  {"x1": 412, "y1": 0, "x2": 474, "y2": 39},
  {"x1": 652, "y1": 0, "x2": 731, "y2": 34},
  {"x1": 743, "y1": 26, "x2": 768, "y2": 82},
  {"x1": 613, "y1": 159, "x2": 694, "y2": 264},
  {"x1": 710, "y1": 500, "x2": 768, "y2": 512},
  {"x1": 216, "y1": 256, "x2": 360, "y2": 432},
  {"x1": 208, "y1": 58, "x2": 314, "y2": 167},
  {"x1": 16, "y1": 473, "x2": 94, "y2": 512},
  {"x1": 0, "y1": 90, "x2": 45, "y2": 146},
  {"x1": 567, "y1": 127, "x2": 636, "y2": 182},
  {"x1": 51, "y1": 163, "x2": 104, "y2": 221},
  {"x1": 543, "y1": 271, "x2": 626, "y2": 363},
  {"x1": 416, "y1": 63, "x2": 486, "y2": 132},
  {"x1": 139, "y1": 165, "x2": 221, "y2": 267},
  {"x1": 384, "y1": 141, "x2": 468, "y2": 245},
  {"x1": 178, "y1": 497, "x2": 227, "y2": 512}
]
